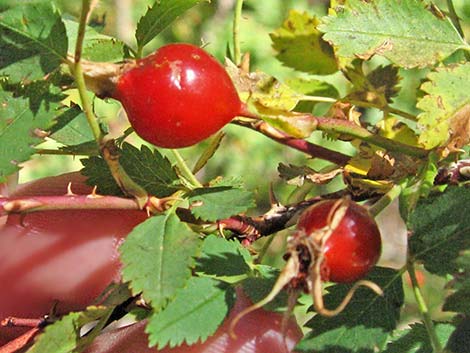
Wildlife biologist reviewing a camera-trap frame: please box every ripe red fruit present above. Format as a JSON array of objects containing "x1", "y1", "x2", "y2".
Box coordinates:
[
  {"x1": 296, "y1": 199, "x2": 381, "y2": 283},
  {"x1": 112, "y1": 43, "x2": 242, "y2": 148},
  {"x1": 83, "y1": 289, "x2": 302, "y2": 353},
  {"x1": 0, "y1": 173, "x2": 147, "y2": 343}
]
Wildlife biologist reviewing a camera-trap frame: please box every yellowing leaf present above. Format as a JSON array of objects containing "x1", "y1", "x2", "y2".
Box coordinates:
[
  {"x1": 270, "y1": 10, "x2": 337, "y2": 75},
  {"x1": 378, "y1": 116, "x2": 419, "y2": 147},
  {"x1": 225, "y1": 60, "x2": 306, "y2": 111},
  {"x1": 417, "y1": 63, "x2": 470, "y2": 151}
]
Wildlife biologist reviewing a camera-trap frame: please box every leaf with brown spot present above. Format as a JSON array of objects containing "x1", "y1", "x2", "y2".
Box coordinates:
[
  {"x1": 417, "y1": 63, "x2": 470, "y2": 150},
  {"x1": 319, "y1": 0, "x2": 468, "y2": 68}
]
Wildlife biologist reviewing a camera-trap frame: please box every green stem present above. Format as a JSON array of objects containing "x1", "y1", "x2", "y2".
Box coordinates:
[
  {"x1": 74, "y1": 63, "x2": 103, "y2": 143},
  {"x1": 232, "y1": 0, "x2": 244, "y2": 65},
  {"x1": 172, "y1": 150, "x2": 203, "y2": 189},
  {"x1": 74, "y1": 0, "x2": 104, "y2": 144},
  {"x1": 73, "y1": 1, "x2": 148, "y2": 207},
  {"x1": 347, "y1": 99, "x2": 417, "y2": 121},
  {"x1": 35, "y1": 148, "x2": 98, "y2": 156},
  {"x1": 136, "y1": 46, "x2": 144, "y2": 60},
  {"x1": 387, "y1": 106, "x2": 418, "y2": 122},
  {"x1": 315, "y1": 116, "x2": 429, "y2": 158},
  {"x1": 446, "y1": 0, "x2": 464, "y2": 38},
  {"x1": 407, "y1": 261, "x2": 443, "y2": 353},
  {"x1": 368, "y1": 184, "x2": 401, "y2": 217}
]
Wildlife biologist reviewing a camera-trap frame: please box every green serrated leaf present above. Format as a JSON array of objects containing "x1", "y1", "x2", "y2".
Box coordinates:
[
  {"x1": 270, "y1": 10, "x2": 337, "y2": 75},
  {"x1": 136, "y1": 0, "x2": 203, "y2": 52},
  {"x1": 49, "y1": 104, "x2": 95, "y2": 146},
  {"x1": 120, "y1": 213, "x2": 201, "y2": 310},
  {"x1": 64, "y1": 19, "x2": 125, "y2": 62},
  {"x1": 146, "y1": 277, "x2": 235, "y2": 348},
  {"x1": 417, "y1": 63, "x2": 470, "y2": 150},
  {"x1": 26, "y1": 307, "x2": 108, "y2": 353},
  {"x1": 188, "y1": 186, "x2": 255, "y2": 221},
  {"x1": 196, "y1": 235, "x2": 252, "y2": 282},
  {"x1": 0, "y1": 87, "x2": 61, "y2": 182},
  {"x1": 0, "y1": 3, "x2": 67, "y2": 81},
  {"x1": 81, "y1": 142, "x2": 181, "y2": 196},
  {"x1": 409, "y1": 186, "x2": 470, "y2": 275},
  {"x1": 296, "y1": 267, "x2": 403, "y2": 353},
  {"x1": 319, "y1": 0, "x2": 468, "y2": 68},
  {"x1": 383, "y1": 322, "x2": 454, "y2": 353}
]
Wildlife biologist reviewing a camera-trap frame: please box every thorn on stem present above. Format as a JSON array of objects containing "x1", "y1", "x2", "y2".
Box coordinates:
[
  {"x1": 87, "y1": 185, "x2": 102, "y2": 198},
  {"x1": 66, "y1": 182, "x2": 76, "y2": 196}
]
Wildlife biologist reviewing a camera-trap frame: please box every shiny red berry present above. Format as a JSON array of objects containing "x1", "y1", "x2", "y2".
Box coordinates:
[
  {"x1": 297, "y1": 199, "x2": 382, "y2": 283},
  {"x1": 112, "y1": 43, "x2": 242, "y2": 148}
]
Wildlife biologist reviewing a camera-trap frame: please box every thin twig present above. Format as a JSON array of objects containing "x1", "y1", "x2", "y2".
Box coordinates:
[
  {"x1": 446, "y1": 0, "x2": 465, "y2": 38},
  {"x1": 232, "y1": 120, "x2": 351, "y2": 166}
]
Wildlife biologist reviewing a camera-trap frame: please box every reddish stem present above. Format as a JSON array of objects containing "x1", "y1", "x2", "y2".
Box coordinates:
[
  {"x1": 1, "y1": 317, "x2": 43, "y2": 328},
  {"x1": 0, "y1": 194, "x2": 142, "y2": 217},
  {"x1": 0, "y1": 328, "x2": 41, "y2": 353},
  {"x1": 232, "y1": 119, "x2": 351, "y2": 166}
]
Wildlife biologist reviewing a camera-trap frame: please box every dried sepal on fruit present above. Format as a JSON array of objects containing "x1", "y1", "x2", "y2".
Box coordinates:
[{"x1": 230, "y1": 198, "x2": 383, "y2": 334}]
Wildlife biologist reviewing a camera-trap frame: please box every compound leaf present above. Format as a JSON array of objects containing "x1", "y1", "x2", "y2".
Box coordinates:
[
  {"x1": 146, "y1": 277, "x2": 235, "y2": 348},
  {"x1": 120, "y1": 213, "x2": 201, "y2": 311},
  {"x1": 319, "y1": 0, "x2": 467, "y2": 68},
  {"x1": 0, "y1": 2, "x2": 67, "y2": 82},
  {"x1": 417, "y1": 63, "x2": 470, "y2": 151}
]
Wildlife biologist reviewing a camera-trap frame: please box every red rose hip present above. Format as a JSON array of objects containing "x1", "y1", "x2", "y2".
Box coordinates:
[
  {"x1": 112, "y1": 43, "x2": 242, "y2": 148},
  {"x1": 297, "y1": 199, "x2": 382, "y2": 283}
]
